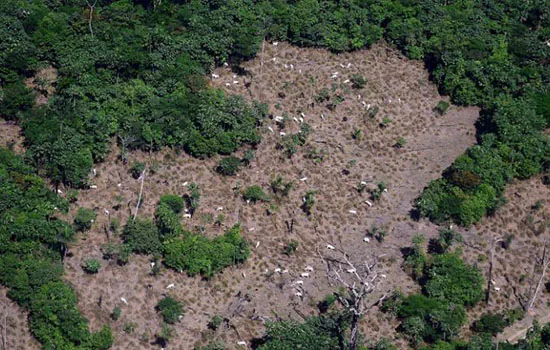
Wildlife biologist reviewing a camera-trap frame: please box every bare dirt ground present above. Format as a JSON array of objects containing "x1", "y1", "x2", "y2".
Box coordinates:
[
  {"x1": 0, "y1": 120, "x2": 24, "y2": 154},
  {"x1": 0, "y1": 287, "x2": 40, "y2": 350},
  {"x1": 0, "y1": 42, "x2": 504, "y2": 349}
]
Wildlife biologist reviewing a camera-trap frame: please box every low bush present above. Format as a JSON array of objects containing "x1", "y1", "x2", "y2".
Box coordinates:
[
  {"x1": 243, "y1": 185, "x2": 268, "y2": 203},
  {"x1": 81, "y1": 259, "x2": 101, "y2": 274},
  {"x1": 156, "y1": 296, "x2": 184, "y2": 324},
  {"x1": 74, "y1": 207, "x2": 97, "y2": 232},
  {"x1": 216, "y1": 156, "x2": 241, "y2": 176}
]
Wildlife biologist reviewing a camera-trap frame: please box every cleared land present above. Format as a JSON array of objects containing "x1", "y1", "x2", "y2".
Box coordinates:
[{"x1": 8, "y1": 42, "x2": 538, "y2": 349}]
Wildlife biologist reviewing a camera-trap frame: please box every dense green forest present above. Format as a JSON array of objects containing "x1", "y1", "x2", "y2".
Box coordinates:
[
  {"x1": 1, "y1": 0, "x2": 549, "y2": 349},
  {"x1": 0, "y1": 0, "x2": 548, "y2": 221}
]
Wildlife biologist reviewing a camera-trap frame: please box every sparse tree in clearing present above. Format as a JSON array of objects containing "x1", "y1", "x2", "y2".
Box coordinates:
[
  {"x1": 301, "y1": 190, "x2": 316, "y2": 215},
  {"x1": 317, "y1": 247, "x2": 389, "y2": 350}
]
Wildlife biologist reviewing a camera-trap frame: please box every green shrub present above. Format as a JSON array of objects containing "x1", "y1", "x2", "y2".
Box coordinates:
[
  {"x1": 155, "y1": 323, "x2": 173, "y2": 347},
  {"x1": 428, "y1": 229, "x2": 462, "y2": 254},
  {"x1": 129, "y1": 161, "x2": 146, "y2": 179},
  {"x1": 111, "y1": 306, "x2": 121, "y2": 321},
  {"x1": 243, "y1": 185, "x2": 268, "y2": 203},
  {"x1": 370, "y1": 182, "x2": 386, "y2": 201},
  {"x1": 123, "y1": 322, "x2": 137, "y2": 334},
  {"x1": 472, "y1": 313, "x2": 507, "y2": 335},
  {"x1": 74, "y1": 207, "x2": 97, "y2": 232},
  {"x1": 66, "y1": 189, "x2": 79, "y2": 203},
  {"x1": 216, "y1": 157, "x2": 241, "y2": 176},
  {"x1": 185, "y1": 182, "x2": 201, "y2": 214},
  {"x1": 109, "y1": 218, "x2": 120, "y2": 233},
  {"x1": 156, "y1": 296, "x2": 184, "y2": 324},
  {"x1": 208, "y1": 315, "x2": 224, "y2": 330},
  {"x1": 424, "y1": 252, "x2": 484, "y2": 307},
  {"x1": 122, "y1": 219, "x2": 162, "y2": 255},
  {"x1": 398, "y1": 294, "x2": 466, "y2": 342},
  {"x1": 283, "y1": 240, "x2": 299, "y2": 256},
  {"x1": 301, "y1": 191, "x2": 316, "y2": 215},
  {"x1": 435, "y1": 101, "x2": 450, "y2": 115},
  {"x1": 155, "y1": 203, "x2": 184, "y2": 240},
  {"x1": 394, "y1": 137, "x2": 407, "y2": 148},
  {"x1": 81, "y1": 258, "x2": 101, "y2": 274},
  {"x1": 315, "y1": 88, "x2": 331, "y2": 103},
  {"x1": 270, "y1": 176, "x2": 293, "y2": 198},
  {"x1": 351, "y1": 74, "x2": 367, "y2": 89},
  {"x1": 160, "y1": 194, "x2": 185, "y2": 214},
  {"x1": 318, "y1": 294, "x2": 337, "y2": 313},
  {"x1": 163, "y1": 224, "x2": 249, "y2": 277},
  {"x1": 403, "y1": 234, "x2": 427, "y2": 280}
]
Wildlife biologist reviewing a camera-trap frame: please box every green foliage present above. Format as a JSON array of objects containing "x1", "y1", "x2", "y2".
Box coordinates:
[
  {"x1": 371, "y1": 182, "x2": 386, "y2": 201},
  {"x1": 111, "y1": 306, "x2": 121, "y2": 321},
  {"x1": 472, "y1": 313, "x2": 507, "y2": 335},
  {"x1": 270, "y1": 175, "x2": 293, "y2": 198},
  {"x1": 122, "y1": 219, "x2": 162, "y2": 256},
  {"x1": 394, "y1": 236, "x2": 485, "y2": 346},
  {"x1": 394, "y1": 137, "x2": 407, "y2": 149},
  {"x1": 74, "y1": 207, "x2": 97, "y2": 232},
  {"x1": 280, "y1": 123, "x2": 311, "y2": 158},
  {"x1": 156, "y1": 323, "x2": 173, "y2": 347},
  {"x1": 129, "y1": 161, "x2": 145, "y2": 179},
  {"x1": 160, "y1": 194, "x2": 185, "y2": 214},
  {"x1": 156, "y1": 296, "x2": 184, "y2": 324},
  {"x1": 318, "y1": 294, "x2": 337, "y2": 313},
  {"x1": 424, "y1": 252, "x2": 484, "y2": 307},
  {"x1": 301, "y1": 190, "x2": 316, "y2": 215},
  {"x1": 123, "y1": 322, "x2": 136, "y2": 334},
  {"x1": 186, "y1": 182, "x2": 201, "y2": 215},
  {"x1": 428, "y1": 229, "x2": 462, "y2": 255},
  {"x1": 283, "y1": 240, "x2": 299, "y2": 256},
  {"x1": 217, "y1": 156, "x2": 241, "y2": 176},
  {"x1": 351, "y1": 75, "x2": 367, "y2": 89},
  {"x1": 243, "y1": 185, "x2": 268, "y2": 203},
  {"x1": 208, "y1": 315, "x2": 224, "y2": 330},
  {"x1": 258, "y1": 314, "x2": 348, "y2": 350},
  {"x1": 315, "y1": 88, "x2": 331, "y2": 103},
  {"x1": 163, "y1": 224, "x2": 249, "y2": 278},
  {"x1": 398, "y1": 294, "x2": 466, "y2": 343},
  {"x1": 404, "y1": 234, "x2": 427, "y2": 281},
  {"x1": 155, "y1": 203, "x2": 183, "y2": 240},
  {"x1": 435, "y1": 101, "x2": 450, "y2": 115},
  {"x1": 81, "y1": 258, "x2": 101, "y2": 274}
]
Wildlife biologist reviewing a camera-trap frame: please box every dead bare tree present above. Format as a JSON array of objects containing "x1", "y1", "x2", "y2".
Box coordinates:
[
  {"x1": 152, "y1": 0, "x2": 162, "y2": 9},
  {"x1": 486, "y1": 236, "x2": 504, "y2": 304},
  {"x1": 85, "y1": 0, "x2": 97, "y2": 38},
  {"x1": 132, "y1": 168, "x2": 146, "y2": 222},
  {"x1": 526, "y1": 239, "x2": 550, "y2": 312},
  {"x1": 317, "y1": 247, "x2": 388, "y2": 350}
]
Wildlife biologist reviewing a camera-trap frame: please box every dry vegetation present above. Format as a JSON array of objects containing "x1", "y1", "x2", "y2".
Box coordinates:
[{"x1": 6, "y1": 43, "x2": 547, "y2": 349}]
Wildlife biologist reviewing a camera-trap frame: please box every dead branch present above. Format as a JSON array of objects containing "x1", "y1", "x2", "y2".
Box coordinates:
[
  {"x1": 133, "y1": 168, "x2": 146, "y2": 222},
  {"x1": 527, "y1": 239, "x2": 550, "y2": 311},
  {"x1": 317, "y1": 245, "x2": 384, "y2": 350},
  {"x1": 85, "y1": 0, "x2": 97, "y2": 38}
]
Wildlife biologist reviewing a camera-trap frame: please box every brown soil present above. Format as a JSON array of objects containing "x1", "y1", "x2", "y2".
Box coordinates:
[
  {"x1": 1, "y1": 43, "x2": 484, "y2": 349},
  {"x1": 0, "y1": 287, "x2": 40, "y2": 350},
  {"x1": 0, "y1": 120, "x2": 24, "y2": 154},
  {"x1": 24, "y1": 66, "x2": 57, "y2": 105}
]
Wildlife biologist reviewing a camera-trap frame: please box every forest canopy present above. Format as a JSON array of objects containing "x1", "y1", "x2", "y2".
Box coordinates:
[{"x1": 0, "y1": 0, "x2": 549, "y2": 348}]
